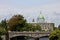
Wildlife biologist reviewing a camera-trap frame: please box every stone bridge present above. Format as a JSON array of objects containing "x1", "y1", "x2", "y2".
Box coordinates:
[{"x1": 1, "y1": 31, "x2": 51, "y2": 40}]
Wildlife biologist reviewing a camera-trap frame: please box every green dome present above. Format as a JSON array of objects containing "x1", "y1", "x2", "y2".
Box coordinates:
[
  {"x1": 37, "y1": 13, "x2": 44, "y2": 19},
  {"x1": 37, "y1": 13, "x2": 45, "y2": 23}
]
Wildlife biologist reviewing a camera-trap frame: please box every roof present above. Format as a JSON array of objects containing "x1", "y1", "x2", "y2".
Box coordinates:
[{"x1": 37, "y1": 13, "x2": 45, "y2": 19}]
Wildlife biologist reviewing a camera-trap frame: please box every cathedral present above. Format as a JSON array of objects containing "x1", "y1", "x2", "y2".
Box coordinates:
[{"x1": 30, "y1": 13, "x2": 54, "y2": 31}]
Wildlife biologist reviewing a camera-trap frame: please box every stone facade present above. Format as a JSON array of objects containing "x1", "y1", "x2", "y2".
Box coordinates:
[
  {"x1": 39, "y1": 23, "x2": 54, "y2": 31},
  {"x1": 30, "y1": 23, "x2": 54, "y2": 31}
]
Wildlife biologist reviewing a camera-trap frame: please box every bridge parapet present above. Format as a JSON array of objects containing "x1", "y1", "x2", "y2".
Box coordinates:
[{"x1": 9, "y1": 31, "x2": 51, "y2": 38}]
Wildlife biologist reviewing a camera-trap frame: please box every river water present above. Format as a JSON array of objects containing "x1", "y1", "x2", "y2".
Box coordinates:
[
  {"x1": 39, "y1": 37, "x2": 49, "y2": 40},
  {"x1": 27, "y1": 37, "x2": 49, "y2": 40},
  {"x1": 10, "y1": 36, "x2": 49, "y2": 40}
]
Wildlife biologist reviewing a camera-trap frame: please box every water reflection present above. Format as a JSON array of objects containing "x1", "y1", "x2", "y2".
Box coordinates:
[
  {"x1": 39, "y1": 37, "x2": 49, "y2": 40},
  {"x1": 27, "y1": 38, "x2": 34, "y2": 40},
  {"x1": 27, "y1": 37, "x2": 49, "y2": 40}
]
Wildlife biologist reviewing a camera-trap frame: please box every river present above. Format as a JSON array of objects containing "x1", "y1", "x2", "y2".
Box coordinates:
[
  {"x1": 10, "y1": 36, "x2": 49, "y2": 40},
  {"x1": 27, "y1": 37, "x2": 49, "y2": 40}
]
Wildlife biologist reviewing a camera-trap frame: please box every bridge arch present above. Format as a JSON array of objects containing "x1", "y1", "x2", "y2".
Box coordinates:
[
  {"x1": 10, "y1": 35, "x2": 34, "y2": 40},
  {"x1": 10, "y1": 36, "x2": 26, "y2": 40},
  {"x1": 1, "y1": 31, "x2": 51, "y2": 40}
]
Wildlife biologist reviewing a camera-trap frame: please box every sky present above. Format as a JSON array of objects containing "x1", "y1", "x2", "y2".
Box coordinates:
[{"x1": 0, "y1": 0, "x2": 60, "y2": 27}]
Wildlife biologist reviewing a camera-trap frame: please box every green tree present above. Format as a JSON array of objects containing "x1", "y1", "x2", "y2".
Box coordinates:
[
  {"x1": 0, "y1": 19, "x2": 9, "y2": 40},
  {"x1": 49, "y1": 30, "x2": 60, "y2": 40},
  {"x1": 0, "y1": 19, "x2": 8, "y2": 29},
  {"x1": 8, "y1": 14, "x2": 26, "y2": 31},
  {"x1": 53, "y1": 27, "x2": 57, "y2": 30},
  {"x1": 22, "y1": 23, "x2": 41, "y2": 31},
  {"x1": 0, "y1": 27, "x2": 6, "y2": 35},
  {"x1": 58, "y1": 25, "x2": 60, "y2": 30},
  {"x1": 0, "y1": 19, "x2": 8, "y2": 35}
]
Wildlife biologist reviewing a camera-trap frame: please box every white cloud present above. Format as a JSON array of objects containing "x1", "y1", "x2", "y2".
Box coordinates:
[{"x1": 0, "y1": 1, "x2": 60, "y2": 26}]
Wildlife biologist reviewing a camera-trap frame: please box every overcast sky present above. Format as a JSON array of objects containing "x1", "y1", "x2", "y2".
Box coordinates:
[{"x1": 0, "y1": 0, "x2": 60, "y2": 27}]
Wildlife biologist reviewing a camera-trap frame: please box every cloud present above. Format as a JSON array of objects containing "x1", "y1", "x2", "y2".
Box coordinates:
[{"x1": 0, "y1": 0, "x2": 60, "y2": 27}]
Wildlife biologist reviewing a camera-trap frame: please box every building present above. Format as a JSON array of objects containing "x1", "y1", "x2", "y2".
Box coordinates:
[{"x1": 31, "y1": 13, "x2": 54, "y2": 31}]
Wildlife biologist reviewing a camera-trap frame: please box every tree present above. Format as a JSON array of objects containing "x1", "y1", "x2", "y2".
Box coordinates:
[
  {"x1": 53, "y1": 27, "x2": 57, "y2": 30},
  {"x1": 22, "y1": 23, "x2": 41, "y2": 31},
  {"x1": 0, "y1": 19, "x2": 8, "y2": 35},
  {"x1": 8, "y1": 14, "x2": 26, "y2": 31},
  {"x1": 0, "y1": 27, "x2": 6, "y2": 35},
  {"x1": 49, "y1": 30, "x2": 60, "y2": 40},
  {"x1": 0, "y1": 19, "x2": 9, "y2": 40},
  {"x1": 58, "y1": 25, "x2": 60, "y2": 30},
  {"x1": 0, "y1": 19, "x2": 7, "y2": 28}
]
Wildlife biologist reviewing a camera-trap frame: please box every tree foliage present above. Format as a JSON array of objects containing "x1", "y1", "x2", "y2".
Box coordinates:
[
  {"x1": 0, "y1": 19, "x2": 7, "y2": 36},
  {"x1": 58, "y1": 25, "x2": 60, "y2": 30},
  {"x1": 0, "y1": 19, "x2": 7, "y2": 28},
  {"x1": 0, "y1": 27, "x2": 6, "y2": 35},
  {"x1": 53, "y1": 27, "x2": 57, "y2": 30},
  {"x1": 49, "y1": 30, "x2": 60, "y2": 40},
  {"x1": 22, "y1": 23, "x2": 41, "y2": 31},
  {"x1": 8, "y1": 14, "x2": 26, "y2": 31}
]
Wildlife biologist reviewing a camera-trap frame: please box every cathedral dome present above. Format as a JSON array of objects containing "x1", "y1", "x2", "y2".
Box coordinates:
[
  {"x1": 37, "y1": 13, "x2": 45, "y2": 23},
  {"x1": 37, "y1": 13, "x2": 44, "y2": 19}
]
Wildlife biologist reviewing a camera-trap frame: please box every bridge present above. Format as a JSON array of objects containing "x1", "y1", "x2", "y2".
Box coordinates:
[{"x1": 1, "y1": 31, "x2": 51, "y2": 40}]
